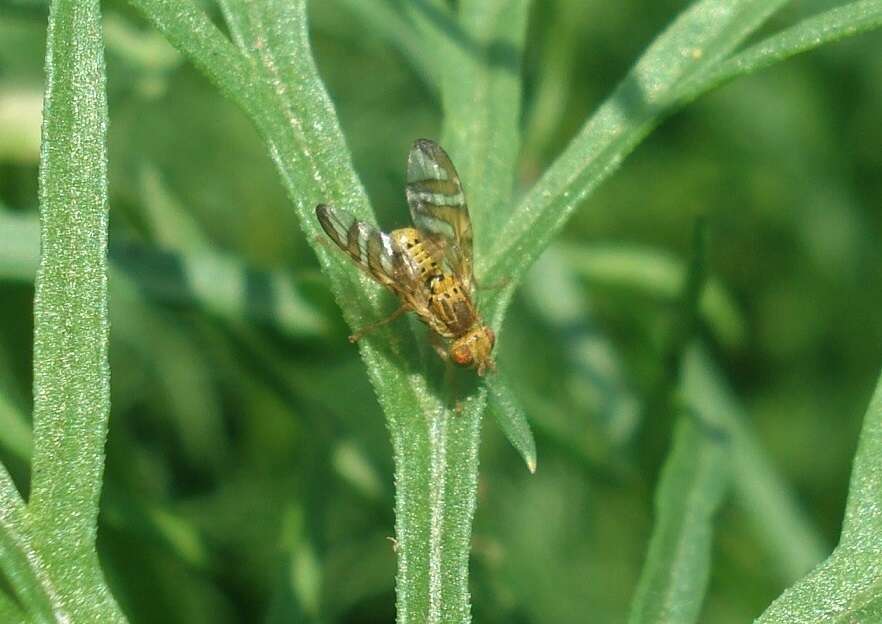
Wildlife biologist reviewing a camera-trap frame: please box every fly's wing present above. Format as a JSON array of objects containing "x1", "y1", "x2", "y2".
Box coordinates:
[
  {"x1": 405, "y1": 139, "x2": 474, "y2": 292},
  {"x1": 315, "y1": 204, "x2": 423, "y2": 300}
]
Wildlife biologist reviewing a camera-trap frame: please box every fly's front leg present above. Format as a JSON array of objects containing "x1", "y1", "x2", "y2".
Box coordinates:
[
  {"x1": 430, "y1": 332, "x2": 463, "y2": 413},
  {"x1": 349, "y1": 305, "x2": 408, "y2": 343},
  {"x1": 427, "y1": 329, "x2": 449, "y2": 362}
]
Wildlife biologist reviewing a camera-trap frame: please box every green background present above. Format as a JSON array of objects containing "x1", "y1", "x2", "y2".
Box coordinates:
[{"x1": 1, "y1": 1, "x2": 881, "y2": 622}]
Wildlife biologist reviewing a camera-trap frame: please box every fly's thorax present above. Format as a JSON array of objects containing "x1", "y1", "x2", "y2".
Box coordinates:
[{"x1": 449, "y1": 324, "x2": 496, "y2": 376}]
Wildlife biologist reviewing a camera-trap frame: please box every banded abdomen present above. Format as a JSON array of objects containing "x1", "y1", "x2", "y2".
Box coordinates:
[
  {"x1": 390, "y1": 228, "x2": 478, "y2": 338},
  {"x1": 390, "y1": 227, "x2": 444, "y2": 285},
  {"x1": 426, "y1": 274, "x2": 478, "y2": 339}
]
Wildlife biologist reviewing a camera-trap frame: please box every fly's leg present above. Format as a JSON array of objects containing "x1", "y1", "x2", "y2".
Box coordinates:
[
  {"x1": 430, "y1": 332, "x2": 464, "y2": 413},
  {"x1": 386, "y1": 536, "x2": 399, "y2": 552},
  {"x1": 428, "y1": 329, "x2": 449, "y2": 363},
  {"x1": 349, "y1": 305, "x2": 408, "y2": 343},
  {"x1": 442, "y1": 358, "x2": 464, "y2": 414}
]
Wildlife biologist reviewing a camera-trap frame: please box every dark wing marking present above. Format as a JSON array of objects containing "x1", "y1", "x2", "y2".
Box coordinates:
[
  {"x1": 316, "y1": 204, "x2": 400, "y2": 288},
  {"x1": 405, "y1": 139, "x2": 474, "y2": 292},
  {"x1": 315, "y1": 204, "x2": 429, "y2": 314}
]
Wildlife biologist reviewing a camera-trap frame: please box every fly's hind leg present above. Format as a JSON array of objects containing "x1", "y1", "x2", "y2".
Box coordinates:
[{"x1": 349, "y1": 305, "x2": 408, "y2": 343}]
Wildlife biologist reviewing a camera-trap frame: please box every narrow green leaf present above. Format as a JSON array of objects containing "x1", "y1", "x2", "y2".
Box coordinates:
[
  {"x1": 629, "y1": 232, "x2": 727, "y2": 624},
  {"x1": 399, "y1": 2, "x2": 530, "y2": 613},
  {"x1": 333, "y1": 0, "x2": 439, "y2": 90},
  {"x1": 332, "y1": 440, "x2": 386, "y2": 501},
  {"x1": 681, "y1": 0, "x2": 882, "y2": 102},
  {"x1": 486, "y1": 374, "x2": 537, "y2": 473},
  {"x1": 523, "y1": 247, "x2": 641, "y2": 447},
  {"x1": 399, "y1": 2, "x2": 532, "y2": 614},
  {"x1": 102, "y1": 12, "x2": 180, "y2": 73},
  {"x1": 0, "y1": 522, "x2": 57, "y2": 624},
  {"x1": 139, "y1": 0, "x2": 380, "y2": 328},
  {"x1": 438, "y1": 0, "x2": 531, "y2": 247},
  {"x1": 0, "y1": 466, "x2": 57, "y2": 624},
  {"x1": 520, "y1": 0, "x2": 583, "y2": 162},
  {"x1": 483, "y1": 0, "x2": 790, "y2": 326},
  {"x1": 411, "y1": 0, "x2": 532, "y2": 479},
  {"x1": 403, "y1": 0, "x2": 530, "y2": 242},
  {"x1": 627, "y1": 410, "x2": 729, "y2": 624},
  {"x1": 103, "y1": 0, "x2": 369, "y2": 335},
  {"x1": 374, "y1": 374, "x2": 485, "y2": 624},
  {"x1": 525, "y1": 250, "x2": 822, "y2": 583},
  {"x1": 123, "y1": 0, "x2": 258, "y2": 122},
  {"x1": 558, "y1": 242, "x2": 745, "y2": 348},
  {"x1": 131, "y1": 2, "x2": 489, "y2": 622},
  {"x1": 138, "y1": 162, "x2": 212, "y2": 250},
  {"x1": 682, "y1": 346, "x2": 827, "y2": 583},
  {"x1": 111, "y1": 245, "x2": 332, "y2": 339},
  {"x1": 0, "y1": 209, "x2": 331, "y2": 339},
  {"x1": 757, "y1": 366, "x2": 882, "y2": 623},
  {"x1": 27, "y1": 0, "x2": 124, "y2": 620},
  {"x1": 112, "y1": 273, "x2": 232, "y2": 469}
]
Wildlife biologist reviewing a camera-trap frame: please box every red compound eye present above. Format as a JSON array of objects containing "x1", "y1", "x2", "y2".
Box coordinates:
[{"x1": 451, "y1": 345, "x2": 473, "y2": 366}]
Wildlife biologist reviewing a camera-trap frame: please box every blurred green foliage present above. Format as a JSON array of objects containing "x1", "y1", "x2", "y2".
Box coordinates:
[{"x1": 1, "y1": 1, "x2": 882, "y2": 622}]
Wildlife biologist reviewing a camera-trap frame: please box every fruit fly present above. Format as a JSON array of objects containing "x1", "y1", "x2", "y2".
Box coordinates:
[{"x1": 316, "y1": 139, "x2": 496, "y2": 375}]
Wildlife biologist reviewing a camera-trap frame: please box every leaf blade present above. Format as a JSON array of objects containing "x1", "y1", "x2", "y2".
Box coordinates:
[
  {"x1": 627, "y1": 410, "x2": 728, "y2": 624},
  {"x1": 483, "y1": 0, "x2": 791, "y2": 325},
  {"x1": 333, "y1": 0, "x2": 440, "y2": 90},
  {"x1": 756, "y1": 367, "x2": 882, "y2": 623},
  {"x1": 0, "y1": 209, "x2": 331, "y2": 339},
  {"x1": 133, "y1": 2, "x2": 490, "y2": 622},
  {"x1": 0, "y1": 475, "x2": 58, "y2": 624},
  {"x1": 27, "y1": 0, "x2": 125, "y2": 620},
  {"x1": 486, "y1": 374, "x2": 537, "y2": 473},
  {"x1": 558, "y1": 242, "x2": 745, "y2": 348},
  {"x1": 682, "y1": 346, "x2": 828, "y2": 583},
  {"x1": 439, "y1": 0, "x2": 531, "y2": 250},
  {"x1": 681, "y1": 0, "x2": 882, "y2": 102}
]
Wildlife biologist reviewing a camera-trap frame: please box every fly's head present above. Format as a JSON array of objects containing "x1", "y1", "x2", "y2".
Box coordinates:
[{"x1": 450, "y1": 325, "x2": 496, "y2": 376}]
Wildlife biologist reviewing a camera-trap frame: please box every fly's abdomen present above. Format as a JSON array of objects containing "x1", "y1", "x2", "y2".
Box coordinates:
[
  {"x1": 429, "y1": 275, "x2": 476, "y2": 337},
  {"x1": 391, "y1": 228, "x2": 443, "y2": 283},
  {"x1": 390, "y1": 227, "x2": 475, "y2": 338}
]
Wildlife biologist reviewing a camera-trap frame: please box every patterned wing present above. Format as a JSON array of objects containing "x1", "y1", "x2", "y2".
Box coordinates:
[
  {"x1": 315, "y1": 204, "x2": 420, "y2": 294},
  {"x1": 405, "y1": 139, "x2": 474, "y2": 292}
]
